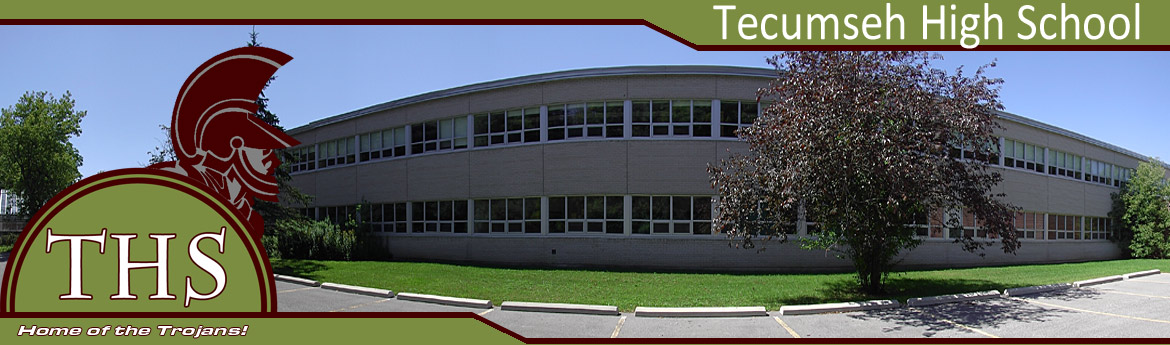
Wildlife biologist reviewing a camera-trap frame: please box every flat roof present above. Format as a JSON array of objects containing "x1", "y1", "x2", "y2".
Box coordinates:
[{"x1": 287, "y1": 65, "x2": 1158, "y2": 166}]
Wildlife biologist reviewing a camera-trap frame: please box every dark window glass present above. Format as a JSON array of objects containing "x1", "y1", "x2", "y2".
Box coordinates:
[
  {"x1": 720, "y1": 102, "x2": 738, "y2": 123},
  {"x1": 508, "y1": 198, "x2": 523, "y2": 220},
  {"x1": 721, "y1": 125, "x2": 738, "y2": 138},
  {"x1": 606, "y1": 125, "x2": 623, "y2": 138},
  {"x1": 693, "y1": 125, "x2": 711, "y2": 137},
  {"x1": 507, "y1": 110, "x2": 523, "y2": 131},
  {"x1": 549, "y1": 197, "x2": 565, "y2": 219},
  {"x1": 548, "y1": 128, "x2": 564, "y2": 141},
  {"x1": 631, "y1": 101, "x2": 650, "y2": 123},
  {"x1": 587, "y1": 103, "x2": 605, "y2": 124},
  {"x1": 587, "y1": 196, "x2": 604, "y2": 219},
  {"x1": 673, "y1": 223, "x2": 690, "y2": 234},
  {"x1": 566, "y1": 104, "x2": 584, "y2": 126},
  {"x1": 632, "y1": 196, "x2": 650, "y2": 219},
  {"x1": 652, "y1": 196, "x2": 670, "y2": 220},
  {"x1": 693, "y1": 197, "x2": 711, "y2": 220},
  {"x1": 651, "y1": 100, "x2": 670, "y2": 123},
  {"x1": 606, "y1": 103, "x2": 623, "y2": 123},
  {"x1": 740, "y1": 103, "x2": 758, "y2": 124},
  {"x1": 693, "y1": 101, "x2": 712, "y2": 122},
  {"x1": 632, "y1": 125, "x2": 650, "y2": 137},
  {"x1": 653, "y1": 223, "x2": 670, "y2": 234},
  {"x1": 439, "y1": 201, "x2": 452, "y2": 221},
  {"x1": 549, "y1": 221, "x2": 565, "y2": 233},
  {"x1": 424, "y1": 121, "x2": 438, "y2": 141},
  {"x1": 525, "y1": 221, "x2": 541, "y2": 233},
  {"x1": 412, "y1": 202, "x2": 423, "y2": 223},
  {"x1": 606, "y1": 196, "x2": 623, "y2": 219},
  {"x1": 673, "y1": 196, "x2": 691, "y2": 220},
  {"x1": 548, "y1": 106, "x2": 565, "y2": 127},
  {"x1": 588, "y1": 222, "x2": 603, "y2": 233},
  {"x1": 524, "y1": 109, "x2": 540, "y2": 129},
  {"x1": 694, "y1": 222, "x2": 712, "y2": 234},
  {"x1": 411, "y1": 125, "x2": 424, "y2": 144},
  {"x1": 606, "y1": 221, "x2": 624, "y2": 234},
  {"x1": 490, "y1": 111, "x2": 506, "y2": 132},
  {"x1": 475, "y1": 200, "x2": 489, "y2": 221},
  {"x1": 426, "y1": 201, "x2": 439, "y2": 221},
  {"x1": 454, "y1": 200, "x2": 468, "y2": 220},
  {"x1": 567, "y1": 196, "x2": 585, "y2": 219},
  {"x1": 525, "y1": 198, "x2": 541, "y2": 220},
  {"x1": 474, "y1": 114, "x2": 489, "y2": 134},
  {"x1": 633, "y1": 221, "x2": 650, "y2": 234},
  {"x1": 491, "y1": 199, "x2": 506, "y2": 221},
  {"x1": 672, "y1": 100, "x2": 690, "y2": 122}
]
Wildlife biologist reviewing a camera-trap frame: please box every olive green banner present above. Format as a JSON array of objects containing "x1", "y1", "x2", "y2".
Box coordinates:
[{"x1": 1, "y1": 0, "x2": 1167, "y2": 48}]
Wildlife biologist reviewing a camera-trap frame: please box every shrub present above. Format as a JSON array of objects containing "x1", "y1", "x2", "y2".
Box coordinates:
[{"x1": 274, "y1": 218, "x2": 356, "y2": 260}]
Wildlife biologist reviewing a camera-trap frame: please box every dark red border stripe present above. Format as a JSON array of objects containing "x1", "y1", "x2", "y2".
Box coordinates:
[{"x1": 0, "y1": 19, "x2": 1165, "y2": 51}]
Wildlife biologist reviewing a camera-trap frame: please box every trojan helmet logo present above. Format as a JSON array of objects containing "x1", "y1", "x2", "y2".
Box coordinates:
[{"x1": 0, "y1": 47, "x2": 296, "y2": 312}]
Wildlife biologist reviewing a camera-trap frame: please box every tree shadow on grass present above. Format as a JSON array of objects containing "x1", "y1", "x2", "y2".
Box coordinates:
[
  {"x1": 271, "y1": 259, "x2": 328, "y2": 281},
  {"x1": 775, "y1": 276, "x2": 1007, "y2": 305}
]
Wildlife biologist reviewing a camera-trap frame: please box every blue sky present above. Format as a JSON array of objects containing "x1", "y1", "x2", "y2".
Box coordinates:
[{"x1": 0, "y1": 25, "x2": 1166, "y2": 177}]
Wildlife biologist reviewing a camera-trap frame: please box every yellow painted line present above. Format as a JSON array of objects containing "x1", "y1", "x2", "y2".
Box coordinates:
[
  {"x1": 478, "y1": 308, "x2": 495, "y2": 316},
  {"x1": 1100, "y1": 289, "x2": 1170, "y2": 299},
  {"x1": 773, "y1": 316, "x2": 801, "y2": 338},
  {"x1": 911, "y1": 308, "x2": 999, "y2": 338},
  {"x1": 1012, "y1": 297, "x2": 1170, "y2": 325},
  {"x1": 610, "y1": 315, "x2": 627, "y2": 338},
  {"x1": 328, "y1": 298, "x2": 391, "y2": 312},
  {"x1": 277, "y1": 286, "x2": 317, "y2": 293}
]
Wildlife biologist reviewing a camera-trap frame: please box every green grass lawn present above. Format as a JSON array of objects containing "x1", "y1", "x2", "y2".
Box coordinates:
[{"x1": 273, "y1": 259, "x2": 1169, "y2": 311}]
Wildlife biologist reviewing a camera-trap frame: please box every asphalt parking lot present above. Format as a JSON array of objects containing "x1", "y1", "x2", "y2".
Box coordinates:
[
  {"x1": 273, "y1": 273, "x2": 1170, "y2": 338},
  {"x1": 1, "y1": 253, "x2": 1166, "y2": 338}
]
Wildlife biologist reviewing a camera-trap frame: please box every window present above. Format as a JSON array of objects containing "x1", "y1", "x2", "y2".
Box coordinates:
[
  {"x1": 1085, "y1": 217, "x2": 1111, "y2": 240},
  {"x1": 316, "y1": 205, "x2": 357, "y2": 226},
  {"x1": 719, "y1": 100, "x2": 758, "y2": 138},
  {"x1": 288, "y1": 145, "x2": 316, "y2": 173},
  {"x1": 631, "y1": 100, "x2": 712, "y2": 137},
  {"x1": 1047, "y1": 214, "x2": 1081, "y2": 240},
  {"x1": 949, "y1": 209, "x2": 992, "y2": 239},
  {"x1": 1047, "y1": 150, "x2": 1082, "y2": 179},
  {"x1": 959, "y1": 139, "x2": 1000, "y2": 165},
  {"x1": 359, "y1": 126, "x2": 407, "y2": 162},
  {"x1": 316, "y1": 137, "x2": 355, "y2": 169},
  {"x1": 475, "y1": 108, "x2": 538, "y2": 147},
  {"x1": 412, "y1": 117, "x2": 468, "y2": 154},
  {"x1": 410, "y1": 200, "x2": 469, "y2": 233},
  {"x1": 911, "y1": 209, "x2": 945, "y2": 238},
  {"x1": 1013, "y1": 211, "x2": 1044, "y2": 240},
  {"x1": 1002, "y1": 139, "x2": 1045, "y2": 173},
  {"x1": 549, "y1": 102, "x2": 623, "y2": 140},
  {"x1": 474, "y1": 197, "x2": 540, "y2": 233},
  {"x1": 1083, "y1": 158, "x2": 1121, "y2": 187},
  {"x1": 369, "y1": 203, "x2": 408, "y2": 233},
  {"x1": 630, "y1": 195, "x2": 712, "y2": 235},
  {"x1": 548, "y1": 196, "x2": 623, "y2": 234}
]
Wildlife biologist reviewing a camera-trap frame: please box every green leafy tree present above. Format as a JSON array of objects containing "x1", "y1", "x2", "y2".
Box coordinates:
[
  {"x1": 0, "y1": 91, "x2": 86, "y2": 218},
  {"x1": 709, "y1": 51, "x2": 1019, "y2": 294},
  {"x1": 1115, "y1": 158, "x2": 1170, "y2": 258}
]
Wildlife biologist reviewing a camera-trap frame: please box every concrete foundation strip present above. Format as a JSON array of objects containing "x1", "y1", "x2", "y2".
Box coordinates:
[
  {"x1": 320, "y1": 282, "x2": 395, "y2": 297},
  {"x1": 273, "y1": 274, "x2": 321, "y2": 287},
  {"x1": 500, "y1": 301, "x2": 620, "y2": 315},
  {"x1": 1123, "y1": 269, "x2": 1162, "y2": 280},
  {"x1": 906, "y1": 290, "x2": 1001, "y2": 307},
  {"x1": 633, "y1": 306, "x2": 768, "y2": 317},
  {"x1": 1002, "y1": 283, "x2": 1073, "y2": 297},
  {"x1": 1073, "y1": 275, "x2": 1124, "y2": 288},
  {"x1": 779, "y1": 299, "x2": 900, "y2": 315},
  {"x1": 397, "y1": 292, "x2": 493, "y2": 309}
]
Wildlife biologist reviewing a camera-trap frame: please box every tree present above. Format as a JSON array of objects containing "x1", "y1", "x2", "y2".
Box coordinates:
[
  {"x1": 145, "y1": 124, "x2": 176, "y2": 165},
  {"x1": 709, "y1": 51, "x2": 1019, "y2": 294},
  {"x1": 0, "y1": 91, "x2": 86, "y2": 219},
  {"x1": 1114, "y1": 158, "x2": 1170, "y2": 258},
  {"x1": 244, "y1": 29, "x2": 313, "y2": 233}
]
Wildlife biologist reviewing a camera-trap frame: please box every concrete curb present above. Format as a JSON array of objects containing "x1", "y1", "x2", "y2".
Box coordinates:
[
  {"x1": 906, "y1": 290, "x2": 1001, "y2": 307},
  {"x1": 320, "y1": 282, "x2": 394, "y2": 297},
  {"x1": 1073, "y1": 275, "x2": 1124, "y2": 288},
  {"x1": 273, "y1": 274, "x2": 321, "y2": 287},
  {"x1": 501, "y1": 301, "x2": 620, "y2": 315},
  {"x1": 1002, "y1": 283, "x2": 1072, "y2": 297},
  {"x1": 634, "y1": 306, "x2": 767, "y2": 317},
  {"x1": 1123, "y1": 269, "x2": 1161, "y2": 280},
  {"x1": 397, "y1": 292, "x2": 493, "y2": 309},
  {"x1": 779, "y1": 299, "x2": 900, "y2": 315}
]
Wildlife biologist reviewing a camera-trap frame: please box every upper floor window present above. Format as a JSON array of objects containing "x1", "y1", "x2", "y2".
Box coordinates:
[
  {"x1": 719, "y1": 100, "x2": 758, "y2": 138},
  {"x1": 1003, "y1": 139, "x2": 1045, "y2": 173},
  {"x1": 288, "y1": 145, "x2": 316, "y2": 173},
  {"x1": 548, "y1": 102, "x2": 623, "y2": 140},
  {"x1": 631, "y1": 100, "x2": 713, "y2": 138},
  {"x1": 412, "y1": 117, "x2": 468, "y2": 154},
  {"x1": 1047, "y1": 149, "x2": 1082, "y2": 179},
  {"x1": 359, "y1": 126, "x2": 407, "y2": 162},
  {"x1": 474, "y1": 108, "x2": 538, "y2": 147},
  {"x1": 317, "y1": 137, "x2": 355, "y2": 169}
]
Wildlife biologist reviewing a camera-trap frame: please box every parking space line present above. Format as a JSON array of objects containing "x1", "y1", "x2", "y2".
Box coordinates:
[
  {"x1": 278, "y1": 286, "x2": 317, "y2": 293},
  {"x1": 773, "y1": 316, "x2": 801, "y2": 338},
  {"x1": 1011, "y1": 297, "x2": 1170, "y2": 325},
  {"x1": 910, "y1": 308, "x2": 999, "y2": 338},
  {"x1": 328, "y1": 298, "x2": 391, "y2": 312},
  {"x1": 478, "y1": 308, "x2": 494, "y2": 316},
  {"x1": 610, "y1": 315, "x2": 626, "y2": 338},
  {"x1": 1100, "y1": 289, "x2": 1170, "y2": 299}
]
